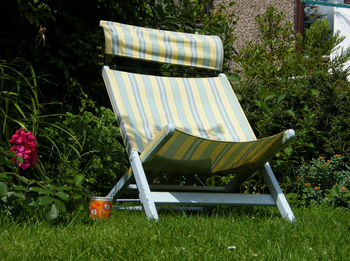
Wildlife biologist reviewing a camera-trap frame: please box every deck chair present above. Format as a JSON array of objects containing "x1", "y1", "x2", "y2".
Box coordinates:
[{"x1": 99, "y1": 20, "x2": 296, "y2": 222}]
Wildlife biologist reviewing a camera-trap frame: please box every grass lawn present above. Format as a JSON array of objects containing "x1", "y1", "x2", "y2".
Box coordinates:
[{"x1": 0, "y1": 205, "x2": 349, "y2": 260}]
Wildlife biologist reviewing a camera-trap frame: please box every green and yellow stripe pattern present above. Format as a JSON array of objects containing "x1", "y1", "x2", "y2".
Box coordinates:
[
  {"x1": 99, "y1": 20, "x2": 223, "y2": 71},
  {"x1": 140, "y1": 128, "x2": 287, "y2": 175},
  {"x1": 102, "y1": 67, "x2": 256, "y2": 152},
  {"x1": 102, "y1": 67, "x2": 292, "y2": 175}
]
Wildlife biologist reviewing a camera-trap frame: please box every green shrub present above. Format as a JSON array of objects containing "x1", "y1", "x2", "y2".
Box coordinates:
[
  {"x1": 0, "y1": 59, "x2": 128, "y2": 220},
  {"x1": 0, "y1": 59, "x2": 88, "y2": 221},
  {"x1": 235, "y1": 6, "x2": 300, "y2": 84},
  {"x1": 234, "y1": 6, "x2": 350, "y2": 185},
  {"x1": 296, "y1": 155, "x2": 350, "y2": 208},
  {"x1": 47, "y1": 100, "x2": 128, "y2": 195},
  {"x1": 1, "y1": 0, "x2": 238, "y2": 111}
]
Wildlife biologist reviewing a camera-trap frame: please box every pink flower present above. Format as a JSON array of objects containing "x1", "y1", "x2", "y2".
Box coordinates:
[{"x1": 9, "y1": 128, "x2": 37, "y2": 170}]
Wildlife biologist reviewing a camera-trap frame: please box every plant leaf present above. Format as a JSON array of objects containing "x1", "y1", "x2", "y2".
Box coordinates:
[
  {"x1": 311, "y1": 89, "x2": 320, "y2": 96},
  {"x1": 13, "y1": 192, "x2": 25, "y2": 200},
  {"x1": 18, "y1": 176, "x2": 29, "y2": 184},
  {"x1": 48, "y1": 204, "x2": 59, "y2": 220},
  {"x1": 72, "y1": 193, "x2": 82, "y2": 200},
  {"x1": 38, "y1": 196, "x2": 54, "y2": 205},
  {"x1": 0, "y1": 182, "x2": 7, "y2": 197},
  {"x1": 29, "y1": 187, "x2": 43, "y2": 192},
  {"x1": 54, "y1": 199, "x2": 66, "y2": 213},
  {"x1": 13, "y1": 185, "x2": 26, "y2": 191},
  {"x1": 73, "y1": 174, "x2": 84, "y2": 186},
  {"x1": 39, "y1": 188, "x2": 54, "y2": 195},
  {"x1": 55, "y1": 191, "x2": 70, "y2": 202}
]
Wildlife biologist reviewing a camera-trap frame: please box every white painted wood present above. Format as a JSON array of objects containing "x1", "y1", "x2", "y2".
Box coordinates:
[
  {"x1": 113, "y1": 205, "x2": 205, "y2": 212},
  {"x1": 129, "y1": 151, "x2": 159, "y2": 220},
  {"x1": 261, "y1": 163, "x2": 296, "y2": 223},
  {"x1": 115, "y1": 199, "x2": 141, "y2": 202},
  {"x1": 114, "y1": 206, "x2": 143, "y2": 211},
  {"x1": 127, "y1": 184, "x2": 227, "y2": 192},
  {"x1": 283, "y1": 129, "x2": 295, "y2": 144},
  {"x1": 151, "y1": 192, "x2": 276, "y2": 206},
  {"x1": 106, "y1": 172, "x2": 133, "y2": 198},
  {"x1": 333, "y1": 7, "x2": 350, "y2": 80},
  {"x1": 107, "y1": 153, "x2": 295, "y2": 222}
]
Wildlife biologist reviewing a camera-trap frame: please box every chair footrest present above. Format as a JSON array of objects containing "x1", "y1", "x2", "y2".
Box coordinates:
[
  {"x1": 151, "y1": 192, "x2": 276, "y2": 206},
  {"x1": 127, "y1": 184, "x2": 227, "y2": 192},
  {"x1": 113, "y1": 205, "x2": 205, "y2": 212}
]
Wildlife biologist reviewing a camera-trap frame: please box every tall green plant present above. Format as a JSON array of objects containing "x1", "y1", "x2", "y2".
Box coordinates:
[
  {"x1": 1, "y1": 0, "x2": 238, "y2": 111},
  {"x1": 145, "y1": 0, "x2": 237, "y2": 72},
  {"x1": 45, "y1": 97, "x2": 128, "y2": 195},
  {"x1": 235, "y1": 6, "x2": 350, "y2": 83},
  {"x1": 235, "y1": 6, "x2": 301, "y2": 84},
  {"x1": 234, "y1": 6, "x2": 350, "y2": 190},
  {"x1": 0, "y1": 59, "x2": 87, "y2": 220}
]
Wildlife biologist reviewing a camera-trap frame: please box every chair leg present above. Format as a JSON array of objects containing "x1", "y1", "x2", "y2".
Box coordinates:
[
  {"x1": 106, "y1": 170, "x2": 133, "y2": 198},
  {"x1": 129, "y1": 151, "x2": 159, "y2": 220},
  {"x1": 261, "y1": 163, "x2": 296, "y2": 223}
]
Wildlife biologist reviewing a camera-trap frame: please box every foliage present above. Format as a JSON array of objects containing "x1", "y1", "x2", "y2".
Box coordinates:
[
  {"x1": 236, "y1": 6, "x2": 300, "y2": 84},
  {"x1": 0, "y1": 59, "x2": 88, "y2": 220},
  {"x1": 0, "y1": 1, "x2": 239, "y2": 220},
  {"x1": 303, "y1": 18, "x2": 350, "y2": 75},
  {"x1": 234, "y1": 6, "x2": 350, "y2": 185},
  {"x1": 148, "y1": 0, "x2": 237, "y2": 72},
  {"x1": 236, "y1": 7, "x2": 350, "y2": 83},
  {"x1": 1, "y1": 0, "x2": 149, "y2": 107},
  {"x1": 0, "y1": 59, "x2": 129, "y2": 220},
  {"x1": 0, "y1": 0, "x2": 238, "y2": 111},
  {"x1": 295, "y1": 155, "x2": 350, "y2": 208},
  {"x1": 46, "y1": 99, "x2": 128, "y2": 195}
]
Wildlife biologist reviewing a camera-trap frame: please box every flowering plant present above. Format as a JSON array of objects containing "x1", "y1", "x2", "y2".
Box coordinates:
[
  {"x1": 296, "y1": 155, "x2": 350, "y2": 208},
  {"x1": 0, "y1": 60, "x2": 89, "y2": 221},
  {"x1": 9, "y1": 128, "x2": 37, "y2": 170}
]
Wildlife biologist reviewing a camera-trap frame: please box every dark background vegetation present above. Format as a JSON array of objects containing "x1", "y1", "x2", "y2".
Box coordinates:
[
  {"x1": 0, "y1": 0, "x2": 236, "y2": 108},
  {"x1": 0, "y1": 1, "x2": 349, "y2": 220}
]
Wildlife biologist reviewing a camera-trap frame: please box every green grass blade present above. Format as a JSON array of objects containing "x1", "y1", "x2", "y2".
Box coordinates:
[
  {"x1": 42, "y1": 122, "x2": 83, "y2": 151},
  {"x1": 0, "y1": 206, "x2": 349, "y2": 260}
]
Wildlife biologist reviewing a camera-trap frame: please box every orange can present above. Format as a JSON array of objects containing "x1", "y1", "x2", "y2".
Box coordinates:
[{"x1": 90, "y1": 196, "x2": 113, "y2": 219}]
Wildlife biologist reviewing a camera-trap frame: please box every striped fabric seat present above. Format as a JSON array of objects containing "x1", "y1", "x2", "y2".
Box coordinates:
[
  {"x1": 141, "y1": 127, "x2": 289, "y2": 176},
  {"x1": 99, "y1": 20, "x2": 223, "y2": 71},
  {"x1": 102, "y1": 67, "x2": 292, "y2": 175}
]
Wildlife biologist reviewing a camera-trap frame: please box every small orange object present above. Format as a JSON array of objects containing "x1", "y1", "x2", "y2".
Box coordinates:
[{"x1": 90, "y1": 197, "x2": 113, "y2": 219}]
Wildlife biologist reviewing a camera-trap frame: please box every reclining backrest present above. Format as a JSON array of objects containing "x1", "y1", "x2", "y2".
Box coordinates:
[
  {"x1": 102, "y1": 67, "x2": 256, "y2": 154},
  {"x1": 99, "y1": 20, "x2": 224, "y2": 71},
  {"x1": 100, "y1": 21, "x2": 256, "y2": 155}
]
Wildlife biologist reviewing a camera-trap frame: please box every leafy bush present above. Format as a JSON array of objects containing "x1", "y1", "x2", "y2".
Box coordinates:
[
  {"x1": 0, "y1": 1, "x2": 239, "y2": 219},
  {"x1": 0, "y1": 59, "x2": 88, "y2": 220},
  {"x1": 0, "y1": 0, "x2": 238, "y2": 112},
  {"x1": 0, "y1": 0, "x2": 157, "y2": 107},
  {"x1": 295, "y1": 155, "x2": 350, "y2": 208},
  {"x1": 234, "y1": 6, "x2": 350, "y2": 185},
  {"x1": 235, "y1": 6, "x2": 300, "y2": 83},
  {"x1": 0, "y1": 59, "x2": 129, "y2": 220},
  {"x1": 235, "y1": 7, "x2": 350, "y2": 83},
  {"x1": 47, "y1": 99, "x2": 128, "y2": 195}
]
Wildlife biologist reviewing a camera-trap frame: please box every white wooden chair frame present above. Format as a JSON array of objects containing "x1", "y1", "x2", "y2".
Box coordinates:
[{"x1": 107, "y1": 150, "x2": 295, "y2": 223}]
